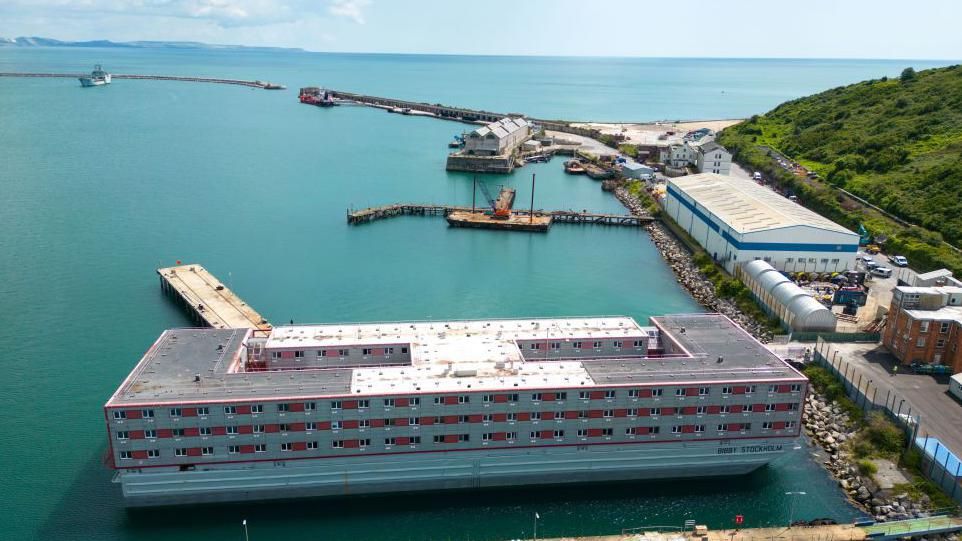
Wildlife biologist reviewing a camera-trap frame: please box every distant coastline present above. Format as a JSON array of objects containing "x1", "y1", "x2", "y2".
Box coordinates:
[{"x1": 0, "y1": 36, "x2": 304, "y2": 53}]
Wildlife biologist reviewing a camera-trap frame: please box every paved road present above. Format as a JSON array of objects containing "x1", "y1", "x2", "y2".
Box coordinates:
[{"x1": 815, "y1": 341, "x2": 962, "y2": 458}]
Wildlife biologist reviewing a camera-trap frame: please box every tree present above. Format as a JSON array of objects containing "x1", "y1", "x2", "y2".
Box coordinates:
[{"x1": 900, "y1": 67, "x2": 917, "y2": 82}]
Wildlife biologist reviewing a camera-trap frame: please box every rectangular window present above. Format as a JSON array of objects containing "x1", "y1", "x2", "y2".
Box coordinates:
[
  {"x1": 338, "y1": 349, "x2": 349, "y2": 357},
  {"x1": 482, "y1": 394, "x2": 494, "y2": 403},
  {"x1": 226, "y1": 426, "x2": 238, "y2": 435},
  {"x1": 722, "y1": 386, "x2": 732, "y2": 395},
  {"x1": 593, "y1": 341, "x2": 602, "y2": 349},
  {"x1": 306, "y1": 422, "x2": 317, "y2": 431},
  {"x1": 650, "y1": 407, "x2": 661, "y2": 416},
  {"x1": 675, "y1": 388, "x2": 685, "y2": 396},
  {"x1": 920, "y1": 321, "x2": 930, "y2": 333},
  {"x1": 305, "y1": 402, "x2": 316, "y2": 411},
  {"x1": 279, "y1": 424, "x2": 290, "y2": 432},
  {"x1": 251, "y1": 404, "x2": 263, "y2": 414},
  {"x1": 175, "y1": 448, "x2": 187, "y2": 457},
  {"x1": 482, "y1": 433, "x2": 493, "y2": 441},
  {"x1": 458, "y1": 434, "x2": 470, "y2": 442},
  {"x1": 718, "y1": 424, "x2": 728, "y2": 431},
  {"x1": 458, "y1": 415, "x2": 469, "y2": 424},
  {"x1": 433, "y1": 435, "x2": 444, "y2": 443},
  {"x1": 281, "y1": 442, "x2": 293, "y2": 451},
  {"x1": 331, "y1": 401, "x2": 342, "y2": 410},
  {"x1": 699, "y1": 387, "x2": 710, "y2": 396},
  {"x1": 762, "y1": 422, "x2": 773, "y2": 430},
  {"x1": 255, "y1": 444, "x2": 267, "y2": 453},
  {"x1": 358, "y1": 400, "x2": 370, "y2": 409},
  {"x1": 199, "y1": 427, "x2": 212, "y2": 436},
  {"x1": 363, "y1": 348, "x2": 373, "y2": 355},
  {"x1": 577, "y1": 429, "x2": 588, "y2": 437},
  {"x1": 142, "y1": 409, "x2": 154, "y2": 419},
  {"x1": 197, "y1": 407, "x2": 210, "y2": 416},
  {"x1": 652, "y1": 389, "x2": 663, "y2": 397},
  {"x1": 483, "y1": 414, "x2": 493, "y2": 422},
  {"x1": 746, "y1": 385, "x2": 756, "y2": 394},
  {"x1": 116, "y1": 431, "x2": 129, "y2": 440},
  {"x1": 228, "y1": 445, "x2": 239, "y2": 454},
  {"x1": 307, "y1": 441, "x2": 318, "y2": 449},
  {"x1": 201, "y1": 447, "x2": 213, "y2": 456},
  {"x1": 408, "y1": 417, "x2": 419, "y2": 426},
  {"x1": 332, "y1": 441, "x2": 344, "y2": 449},
  {"x1": 434, "y1": 397, "x2": 443, "y2": 405},
  {"x1": 458, "y1": 396, "x2": 469, "y2": 404},
  {"x1": 603, "y1": 410, "x2": 614, "y2": 418},
  {"x1": 120, "y1": 451, "x2": 132, "y2": 460},
  {"x1": 613, "y1": 341, "x2": 623, "y2": 349},
  {"x1": 411, "y1": 436, "x2": 422, "y2": 444},
  {"x1": 650, "y1": 426, "x2": 660, "y2": 434},
  {"x1": 628, "y1": 408, "x2": 638, "y2": 417},
  {"x1": 556, "y1": 392, "x2": 567, "y2": 400},
  {"x1": 938, "y1": 338, "x2": 946, "y2": 348},
  {"x1": 554, "y1": 411, "x2": 564, "y2": 420},
  {"x1": 550, "y1": 342, "x2": 561, "y2": 350},
  {"x1": 579, "y1": 391, "x2": 590, "y2": 400},
  {"x1": 224, "y1": 406, "x2": 236, "y2": 415},
  {"x1": 694, "y1": 425, "x2": 705, "y2": 433},
  {"x1": 720, "y1": 405, "x2": 731, "y2": 414},
  {"x1": 507, "y1": 394, "x2": 519, "y2": 402},
  {"x1": 553, "y1": 430, "x2": 564, "y2": 438},
  {"x1": 765, "y1": 404, "x2": 776, "y2": 412},
  {"x1": 917, "y1": 337, "x2": 927, "y2": 347},
  {"x1": 384, "y1": 347, "x2": 394, "y2": 355},
  {"x1": 790, "y1": 384, "x2": 801, "y2": 392},
  {"x1": 941, "y1": 322, "x2": 950, "y2": 334},
  {"x1": 573, "y1": 341, "x2": 583, "y2": 349},
  {"x1": 253, "y1": 424, "x2": 265, "y2": 433},
  {"x1": 410, "y1": 397, "x2": 420, "y2": 406},
  {"x1": 385, "y1": 437, "x2": 396, "y2": 446},
  {"x1": 604, "y1": 390, "x2": 616, "y2": 399},
  {"x1": 601, "y1": 428, "x2": 613, "y2": 436},
  {"x1": 671, "y1": 426, "x2": 681, "y2": 434},
  {"x1": 169, "y1": 408, "x2": 182, "y2": 417},
  {"x1": 532, "y1": 393, "x2": 543, "y2": 402},
  {"x1": 531, "y1": 412, "x2": 542, "y2": 421},
  {"x1": 384, "y1": 398, "x2": 395, "y2": 407},
  {"x1": 786, "y1": 421, "x2": 797, "y2": 429},
  {"x1": 359, "y1": 419, "x2": 371, "y2": 428},
  {"x1": 172, "y1": 428, "x2": 185, "y2": 437},
  {"x1": 633, "y1": 340, "x2": 643, "y2": 347},
  {"x1": 696, "y1": 406, "x2": 707, "y2": 414},
  {"x1": 628, "y1": 389, "x2": 640, "y2": 398},
  {"x1": 506, "y1": 413, "x2": 517, "y2": 421},
  {"x1": 147, "y1": 450, "x2": 160, "y2": 458}
]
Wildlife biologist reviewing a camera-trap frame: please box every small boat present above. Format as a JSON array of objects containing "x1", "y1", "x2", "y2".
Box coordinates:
[
  {"x1": 524, "y1": 154, "x2": 549, "y2": 164},
  {"x1": 79, "y1": 64, "x2": 111, "y2": 87},
  {"x1": 564, "y1": 160, "x2": 586, "y2": 174}
]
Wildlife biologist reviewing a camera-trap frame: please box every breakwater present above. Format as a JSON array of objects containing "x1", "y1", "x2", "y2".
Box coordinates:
[{"x1": 0, "y1": 72, "x2": 284, "y2": 88}]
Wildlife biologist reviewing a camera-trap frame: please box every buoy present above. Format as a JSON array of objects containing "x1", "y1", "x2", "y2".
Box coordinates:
[{"x1": 176, "y1": 260, "x2": 182, "y2": 265}]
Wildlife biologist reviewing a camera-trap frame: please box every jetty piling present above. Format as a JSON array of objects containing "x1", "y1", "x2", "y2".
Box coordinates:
[{"x1": 346, "y1": 203, "x2": 653, "y2": 227}]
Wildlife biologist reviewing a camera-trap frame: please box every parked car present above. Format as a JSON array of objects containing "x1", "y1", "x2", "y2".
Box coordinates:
[
  {"x1": 752, "y1": 172, "x2": 763, "y2": 181},
  {"x1": 866, "y1": 261, "x2": 880, "y2": 270},
  {"x1": 871, "y1": 266, "x2": 893, "y2": 278},
  {"x1": 889, "y1": 255, "x2": 909, "y2": 267},
  {"x1": 860, "y1": 255, "x2": 875, "y2": 264}
]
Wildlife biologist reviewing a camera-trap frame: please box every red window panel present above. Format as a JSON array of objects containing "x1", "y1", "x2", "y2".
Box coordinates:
[
  {"x1": 492, "y1": 413, "x2": 508, "y2": 422},
  {"x1": 730, "y1": 423, "x2": 743, "y2": 430},
  {"x1": 323, "y1": 349, "x2": 338, "y2": 357},
  {"x1": 371, "y1": 348, "x2": 383, "y2": 356},
  {"x1": 732, "y1": 386, "x2": 747, "y2": 395},
  {"x1": 235, "y1": 405, "x2": 252, "y2": 415},
  {"x1": 129, "y1": 430, "x2": 145, "y2": 440},
  {"x1": 638, "y1": 389, "x2": 653, "y2": 398},
  {"x1": 517, "y1": 412, "x2": 532, "y2": 421},
  {"x1": 420, "y1": 417, "x2": 435, "y2": 425},
  {"x1": 293, "y1": 442, "x2": 307, "y2": 451},
  {"x1": 395, "y1": 437, "x2": 410, "y2": 445},
  {"x1": 443, "y1": 434, "x2": 459, "y2": 443},
  {"x1": 187, "y1": 447, "x2": 202, "y2": 457},
  {"x1": 125, "y1": 410, "x2": 143, "y2": 419},
  {"x1": 775, "y1": 403, "x2": 791, "y2": 412},
  {"x1": 342, "y1": 420, "x2": 359, "y2": 429},
  {"x1": 238, "y1": 425, "x2": 253, "y2": 434},
  {"x1": 468, "y1": 414, "x2": 484, "y2": 423},
  {"x1": 443, "y1": 396, "x2": 459, "y2": 406},
  {"x1": 681, "y1": 425, "x2": 696, "y2": 434},
  {"x1": 564, "y1": 411, "x2": 579, "y2": 420},
  {"x1": 395, "y1": 418, "x2": 409, "y2": 426},
  {"x1": 342, "y1": 401, "x2": 358, "y2": 410},
  {"x1": 369, "y1": 419, "x2": 385, "y2": 428},
  {"x1": 316, "y1": 421, "x2": 332, "y2": 430},
  {"x1": 777, "y1": 385, "x2": 793, "y2": 393},
  {"x1": 707, "y1": 405, "x2": 721, "y2": 414},
  {"x1": 156, "y1": 429, "x2": 172, "y2": 438},
  {"x1": 395, "y1": 398, "x2": 409, "y2": 407},
  {"x1": 240, "y1": 445, "x2": 255, "y2": 454},
  {"x1": 212, "y1": 426, "x2": 227, "y2": 436},
  {"x1": 492, "y1": 432, "x2": 508, "y2": 441},
  {"x1": 638, "y1": 408, "x2": 651, "y2": 417},
  {"x1": 586, "y1": 428, "x2": 604, "y2": 437},
  {"x1": 344, "y1": 440, "x2": 360, "y2": 449},
  {"x1": 288, "y1": 423, "x2": 306, "y2": 431},
  {"x1": 131, "y1": 450, "x2": 148, "y2": 459},
  {"x1": 730, "y1": 404, "x2": 744, "y2": 413},
  {"x1": 681, "y1": 406, "x2": 698, "y2": 415},
  {"x1": 614, "y1": 409, "x2": 629, "y2": 417},
  {"x1": 264, "y1": 424, "x2": 281, "y2": 433},
  {"x1": 181, "y1": 408, "x2": 197, "y2": 417},
  {"x1": 183, "y1": 427, "x2": 200, "y2": 437},
  {"x1": 494, "y1": 394, "x2": 509, "y2": 403},
  {"x1": 772, "y1": 421, "x2": 786, "y2": 430},
  {"x1": 589, "y1": 391, "x2": 606, "y2": 400},
  {"x1": 443, "y1": 415, "x2": 459, "y2": 425},
  {"x1": 540, "y1": 430, "x2": 554, "y2": 439},
  {"x1": 661, "y1": 407, "x2": 676, "y2": 415},
  {"x1": 588, "y1": 410, "x2": 603, "y2": 419},
  {"x1": 542, "y1": 393, "x2": 556, "y2": 401},
  {"x1": 280, "y1": 350, "x2": 295, "y2": 359},
  {"x1": 289, "y1": 403, "x2": 305, "y2": 413},
  {"x1": 685, "y1": 387, "x2": 700, "y2": 396},
  {"x1": 751, "y1": 404, "x2": 766, "y2": 413}
]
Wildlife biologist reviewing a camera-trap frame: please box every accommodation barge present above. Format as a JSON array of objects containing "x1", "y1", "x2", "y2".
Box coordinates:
[{"x1": 104, "y1": 313, "x2": 806, "y2": 506}]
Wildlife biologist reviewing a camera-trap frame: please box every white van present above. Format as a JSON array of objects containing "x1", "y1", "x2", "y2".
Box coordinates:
[
  {"x1": 871, "y1": 266, "x2": 893, "y2": 278},
  {"x1": 951, "y1": 374, "x2": 962, "y2": 402}
]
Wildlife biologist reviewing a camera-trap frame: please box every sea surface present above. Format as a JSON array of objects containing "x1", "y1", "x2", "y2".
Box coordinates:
[{"x1": 0, "y1": 49, "x2": 952, "y2": 541}]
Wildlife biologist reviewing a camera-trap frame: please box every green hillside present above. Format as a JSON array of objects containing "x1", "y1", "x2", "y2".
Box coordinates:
[{"x1": 718, "y1": 64, "x2": 962, "y2": 273}]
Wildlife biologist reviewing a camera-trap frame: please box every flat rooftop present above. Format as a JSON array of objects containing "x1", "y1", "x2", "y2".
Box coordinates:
[
  {"x1": 106, "y1": 314, "x2": 804, "y2": 407},
  {"x1": 669, "y1": 173, "x2": 857, "y2": 236}
]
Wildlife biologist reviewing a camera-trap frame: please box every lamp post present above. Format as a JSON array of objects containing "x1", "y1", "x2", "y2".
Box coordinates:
[
  {"x1": 533, "y1": 512, "x2": 540, "y2": 541},
  {"x1": 785, "y1": 491, "x2": 807, "y2": 527},
  {"x1": 242, "y1": 519, "x2": 249, "y2": 541}
]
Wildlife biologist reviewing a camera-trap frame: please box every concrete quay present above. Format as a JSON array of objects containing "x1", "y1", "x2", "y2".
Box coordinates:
[{"x1": 157, "y1": 264, "x2": 271, "y2": 332}]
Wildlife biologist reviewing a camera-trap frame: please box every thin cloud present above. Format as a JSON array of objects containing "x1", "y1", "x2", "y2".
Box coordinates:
[{"x1": 328, "y1": 0, "x2": 370, "y2": 24}]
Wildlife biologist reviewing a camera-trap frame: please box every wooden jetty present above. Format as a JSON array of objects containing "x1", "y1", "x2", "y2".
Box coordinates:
[
  {"x1": 158, "y1": 264, "x2": 271, "y2": 332},
  {"x1": 0, "y1": 72, "x2": 285, "y2": 89},
  {"x1": 346, "y1": 204, "x2": 653, "y2": 227}
]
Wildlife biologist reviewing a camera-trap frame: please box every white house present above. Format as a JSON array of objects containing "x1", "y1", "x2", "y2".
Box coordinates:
[
  {"x1": 694, "y1": 141, "x2": 732, "y2": 175},
  {"x1": 664, "y1": 173, "x2": 859, "y2": 273},
  {"x1": 660, "y1": 143, "x2": 694, "y2": 169},
  {"x1": 463, "y1": 117, "x2": 530, "y2": 156}
]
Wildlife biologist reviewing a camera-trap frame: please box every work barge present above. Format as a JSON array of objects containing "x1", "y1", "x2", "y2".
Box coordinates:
[{"x1": 345, "y1": 203, "x2": 653, "y2": 229}]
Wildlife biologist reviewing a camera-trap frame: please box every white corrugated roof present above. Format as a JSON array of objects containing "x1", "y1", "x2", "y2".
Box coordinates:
[
  {"x1": 471, "y1": 117, "x2": 527, "y2": 140},
  {"x1": 669, "y1": 173, "x2": 857, "y2": 235}
]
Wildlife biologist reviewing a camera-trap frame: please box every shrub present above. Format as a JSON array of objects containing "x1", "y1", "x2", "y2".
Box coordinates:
[{"x1": 857, "y1": 458, "x2": 878, "y2": 475}]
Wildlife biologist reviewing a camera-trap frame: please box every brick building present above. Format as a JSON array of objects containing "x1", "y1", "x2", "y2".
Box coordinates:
[{"x1": 883, "y1": 285, "x2": 962, "y2": 371}]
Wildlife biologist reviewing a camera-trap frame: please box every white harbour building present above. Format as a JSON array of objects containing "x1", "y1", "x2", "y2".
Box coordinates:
[
  {"x1": 462, "y1": 117, "x2": 531, "y2": 157},
  {"x1": 664, "y1": 173, "x2": 859, "y2": 273}
]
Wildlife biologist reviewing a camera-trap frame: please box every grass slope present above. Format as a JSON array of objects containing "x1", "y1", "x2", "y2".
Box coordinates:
[{"x1": 719, "y1": 65, "x2": 962, "y2": 273}]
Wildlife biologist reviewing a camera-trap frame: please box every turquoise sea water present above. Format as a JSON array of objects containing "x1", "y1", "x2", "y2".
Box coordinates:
[{"x1": 1, "y1": 49, "x2": 952, "y2": 541}]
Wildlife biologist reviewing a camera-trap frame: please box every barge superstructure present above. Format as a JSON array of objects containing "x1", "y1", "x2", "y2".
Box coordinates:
[{"x1": 104, "y1": 313, "x2": 806, "y2": 506}]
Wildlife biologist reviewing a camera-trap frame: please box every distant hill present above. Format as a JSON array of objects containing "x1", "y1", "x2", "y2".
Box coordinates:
[
  {"x1": 0, "y1": 36, "x2": 303, "y2": 52},
  {"x1": 719, "y1": 64, "x2": 962, "y2": 272}
]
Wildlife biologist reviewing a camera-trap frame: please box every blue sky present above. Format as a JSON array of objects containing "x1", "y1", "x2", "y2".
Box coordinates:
[{"x1": 1, "y1": 0, "x2": 961, "y2": 59}]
